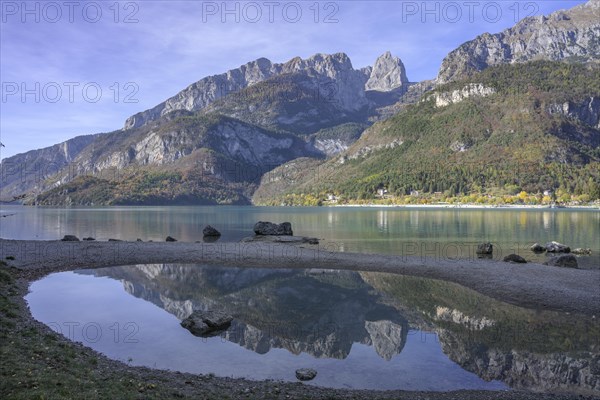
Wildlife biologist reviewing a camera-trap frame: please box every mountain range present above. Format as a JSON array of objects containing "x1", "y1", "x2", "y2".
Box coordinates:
[{"x1": 1, "y1": 0, "x2": 599, "y2": 205}]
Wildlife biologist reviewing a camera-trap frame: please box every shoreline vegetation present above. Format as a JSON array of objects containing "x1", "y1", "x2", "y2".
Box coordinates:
[
  {"x1": 261, "y1": 195, "x2": 600, "y2": 208},
  {"x1": 1, "y1": 239, "x2": 599, "y2": 399}
]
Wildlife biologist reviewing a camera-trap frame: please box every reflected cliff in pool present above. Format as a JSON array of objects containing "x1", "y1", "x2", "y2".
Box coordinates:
[
  {"x1": 87, "y1": 265, "x2": 410, "y2": 361},
  {"x1": 28, "y1": 264, "x2": 599, "y2": 394}
]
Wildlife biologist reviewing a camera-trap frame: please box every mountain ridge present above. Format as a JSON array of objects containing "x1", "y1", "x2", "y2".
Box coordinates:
[
  {"x1": 123, "y1": 51, "x2": 406, "y2": 130},
  {"x1": 437, "y1": 0, "x2": 600, "y2": 83},
  {"x1": 1, "y1": 51, "x2": 420, "y2": 204}
]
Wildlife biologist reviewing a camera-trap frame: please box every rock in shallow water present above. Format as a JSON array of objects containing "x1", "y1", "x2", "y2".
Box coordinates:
[
  {"x1": 545, "y1": 241, "x2": 570, "y2": 253},
  {"x1": 166, "y1": 236, "x2": 177, "y2": 242},
  {"x1": 295, "y1": 368, "x2": 317, "y2": 381},
  {"x1": 530, "y1": 243, "x2": 545, "y2": 252},
  {"x1": 253, "y1": 221, "x2": 293, "y2": 236},
  {"x1": 476, "y1": 242, "x2": 493, "y2": 255},
  {"x1": 203, "y1": 225, "x2": 221, "y2": 237},
  {"x1": 181, "y1": 310, "x2": 233, "y2": 337}
]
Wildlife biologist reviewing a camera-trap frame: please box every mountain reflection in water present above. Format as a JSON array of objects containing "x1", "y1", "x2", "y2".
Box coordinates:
[{"x1": 62, "y1": 264, "x2": 599, "y2": 394}]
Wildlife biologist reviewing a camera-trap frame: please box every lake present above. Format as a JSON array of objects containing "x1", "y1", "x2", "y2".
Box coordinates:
[
  {"x1": 26, "y1": 264, "x2": 600, "y2": 393},
  {"x1": 1, "y1": 205, "x2": 598, "y2": 268},
  {"x1": 5, "y1": 205, "x2": 599, "y2": 393}
]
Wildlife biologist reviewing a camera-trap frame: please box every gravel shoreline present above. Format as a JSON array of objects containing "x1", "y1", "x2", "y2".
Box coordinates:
[
  {"x1": 2, "y1": 239, "x2": 598, "y2": 315},
  {"x1": 1, "y1": 239, "x2": 599, "y2": 399}
]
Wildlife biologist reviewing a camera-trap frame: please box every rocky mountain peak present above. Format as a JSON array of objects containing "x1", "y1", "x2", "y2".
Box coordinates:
[
  {"x1": 365, "y1": 51, "x2": 409, "y2": 91},
  {"x1": 233, "y1": 57, "x2": 276, "y2": 85},
  {"x1": 437, "y1": 0, "x2": 600, "y2": 83},
  {"x1": 269, "y1": 52, "x2": 368, "y2": 111},
  {"x1": 282, "y1": 52, "x2": 355, "y2": 77},
  {"x1": 124, "y1": 52, "x2": 372, "y2": 130}
]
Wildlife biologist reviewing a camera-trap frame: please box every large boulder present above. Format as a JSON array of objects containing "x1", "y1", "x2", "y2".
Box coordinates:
[
  {"x1": 503, "y1": 254, "x2": 527, "y2": 263},
  {"x1": 181, "y1": 310, "x2": 233, "y2": 337},
  {"x1": 203, "y1": 225, "x2": 221, "y2": 237},
  {"x1": 476, "y1": 242, "x2": 493, "y2": 255},
  {"x1": 295, "y1": 368, "x2": 317, "y2": 381},
  {"x1": 166, "y1": 236, "x2": 177, "y2": 242},
  {"x1": 544, "y1": 254, "x2": 578, "y2": 269},
  {"x1": 253, "y1": 221, "x2": 293, "y2": 236},
  {"x1": 545, "y1": 241, "x2": 570, "y2": 253}
]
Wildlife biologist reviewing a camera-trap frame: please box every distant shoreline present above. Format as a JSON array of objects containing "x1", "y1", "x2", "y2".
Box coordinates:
[
  {"x1": 329, "y1": 203, "x2": 600, "y2": 210},
  {"x1": 1, "y1": 203, "x2": 599, "y2": 210}
]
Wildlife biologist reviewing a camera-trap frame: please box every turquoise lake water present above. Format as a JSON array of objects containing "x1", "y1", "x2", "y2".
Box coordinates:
[{"x1": 1, "y1": 205, "x2": 598, "y2": 268}]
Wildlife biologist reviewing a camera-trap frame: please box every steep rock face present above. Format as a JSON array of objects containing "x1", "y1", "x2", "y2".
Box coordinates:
[
  {"x1": 282, "y1": 53, "x2": 369, "y2": 111},
  {"x1": 365, "y1": 51, "x2": 409, "y2": 92},
  {"x1": 203, "y1": 72, "x2": 367, "y2": 135},
  {"x1": 429, "y1": 83, "x2": 496, "y2": 107},
  {"x1": 0, "y1": 134, "x2": 96, "y2": 199},
  {"x1": 68, "y1": 116, "x2": 312, "y2": 178},
  {"x1": 438, "y1": 0, "x2": 600, "y2": 83},
  {"x1": 124, "y1": 57, "x2": 281, "y2": 129},
  {"x1": 548, "y1": 96, "x2": 600, "y2": 129}
]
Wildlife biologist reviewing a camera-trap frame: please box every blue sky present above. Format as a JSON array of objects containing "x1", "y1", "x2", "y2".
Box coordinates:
[{"x1": 0, "y1": 0, "x2": 587, "y2": 159}]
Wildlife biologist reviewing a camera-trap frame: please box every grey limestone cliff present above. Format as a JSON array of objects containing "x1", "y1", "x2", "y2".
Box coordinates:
[
  {"x1": 438, "y1": 0, "x2": 600, "y2": 83},
  {"x1": 365, "y1": 51, "x2": 409, "y2": 92}
]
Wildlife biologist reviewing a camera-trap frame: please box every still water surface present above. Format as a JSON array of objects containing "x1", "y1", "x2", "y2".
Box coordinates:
[
  {"x1": 26, "y1": 264, "x2": 599, "y2": 393},
  {"x1": 1, "y1": 205, "x2": 598, "y2": 268}
]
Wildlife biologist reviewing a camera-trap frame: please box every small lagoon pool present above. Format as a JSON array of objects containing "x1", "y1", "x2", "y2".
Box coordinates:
[{"x1": 27, "y1": 264, "x2": 599, "y2": 394}]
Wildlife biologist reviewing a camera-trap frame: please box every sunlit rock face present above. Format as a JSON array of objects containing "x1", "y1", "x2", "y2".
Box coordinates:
[
  {"x1": 429, "y1": 84, "x2": 496, "y2": 107},
  {"x1": 437, "y1": 0, "x2": 600, "y2": 83},
  {"x1": 365, "y1": 52, "x2": 409, "y2": 92}
]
